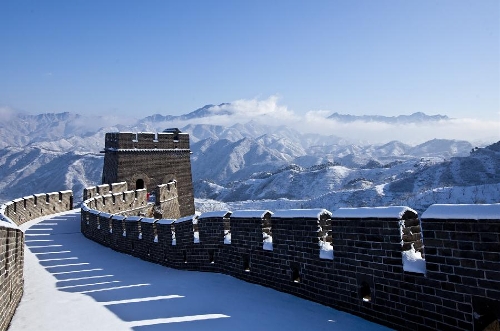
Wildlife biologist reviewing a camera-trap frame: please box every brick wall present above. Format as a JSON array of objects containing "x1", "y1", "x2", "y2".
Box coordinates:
[
  {"x1": 101, "y1": 132, "x2": 195, "y2": 217},
  {"x1": 421, "y1": 204, "x2": 500, "y2": 330},
  {"x1": 83, "y1": 182, "x2": 181, "y2": 220},
  {"x1": 0, "y1": 190, "x2": 73, "y2": 331},
  {"x1": 80, "y1": 196, "x2": 500, "y2": 331}
]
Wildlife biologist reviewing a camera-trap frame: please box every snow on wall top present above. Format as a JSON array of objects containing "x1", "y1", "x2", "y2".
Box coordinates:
[
  {"x1": 176, "y1": 214, "x2": 198, "y2": 223},
  {"x1": 124, "y1": 216, "x2": 141, "y2": 222},
  {"x1": 105, "y1": 148, "x2": 191, "y2": 152},
  {"x1": 272, "y1": 209, "x2": 332, "y2": 220},
  {"x1": 198, "y1": 210, "x2": 232, "y2": 219},
  {"x1": 0, "y1": 213, "x2": 19, "y2": 230},
  {"x1": 112, "y1": 215, "x2": 126, "y2": 221},
  {"x1": 230, "y1": 210, "x2": 273, "y2": 219},
  {"x1": 332, "y1": 206, "x2": 417, "y2": 219},
  {"x1": 99, "y1": 212, "x2": 113, "y2": 219},
  {"x1": 140, "y1": 217, "x2": 156, "y2": 223},
  {"x1": 421, "y1": 203, "x2": 500, "y2": 220},
  {"x1": 156, "y1": 218, "x2": 176, "y2": 225}
]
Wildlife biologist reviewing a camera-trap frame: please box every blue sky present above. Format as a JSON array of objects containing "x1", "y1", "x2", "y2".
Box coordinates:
[{"x1": 0, "y1": 0, "x2": 498, "y2": 120}]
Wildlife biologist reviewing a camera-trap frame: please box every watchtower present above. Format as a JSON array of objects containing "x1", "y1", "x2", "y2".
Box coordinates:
[{"x1": 101, "y1": 130, "x2": 195, "y2": 217}]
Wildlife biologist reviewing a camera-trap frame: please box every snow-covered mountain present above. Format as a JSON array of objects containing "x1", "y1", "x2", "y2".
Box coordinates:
[{"x1": 0, "y1": 109, "x2": 497, "y2": 213}]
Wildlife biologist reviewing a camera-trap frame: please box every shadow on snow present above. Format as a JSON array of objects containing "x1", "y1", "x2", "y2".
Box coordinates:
[{"x1": 24, "y1": 211, "x2": 391, "y2": 331}]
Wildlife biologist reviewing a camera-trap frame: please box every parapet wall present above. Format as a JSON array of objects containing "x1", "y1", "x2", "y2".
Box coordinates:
[
  {"x1": 0, "y1": 190, "x2": 74, "y2": 331},
  {"x1": 80, "y1": 187, "x2": 500, "y2": 331},
  {"x1": 104, "y1": 132, "x2": 190, "y2": 150},
  {"x1": 83, "y1": 181, "x2": 180, "y2": 219}
]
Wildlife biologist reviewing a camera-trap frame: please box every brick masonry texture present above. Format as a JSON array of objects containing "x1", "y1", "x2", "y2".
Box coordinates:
[
  {"x1": 83, "y1": 182, "x2": 180, "y2": 220},
  {"x1": 81, "y1": 187, "x2": 500, "y2": 331},
  {"x1": 0, "y1": 191, "x2": 73, "y2": 331},
  {"x1": 101, "y1": 132, "x2": 195, "y2": 217}
]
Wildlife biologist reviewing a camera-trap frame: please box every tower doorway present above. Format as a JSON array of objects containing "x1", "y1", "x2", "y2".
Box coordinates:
[{"x1": 136, "y1": 179, "x2": 145, "y2": 190}]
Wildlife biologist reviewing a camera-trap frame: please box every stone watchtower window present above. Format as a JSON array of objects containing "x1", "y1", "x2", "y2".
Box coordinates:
[{"x1": 136, "y1": 179, "x2": 145, "y2": 190}]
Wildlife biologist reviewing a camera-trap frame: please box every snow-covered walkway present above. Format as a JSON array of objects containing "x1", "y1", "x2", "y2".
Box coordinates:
[{"x1": 9, "y1": 210, "x2": 391, "y2": 331}]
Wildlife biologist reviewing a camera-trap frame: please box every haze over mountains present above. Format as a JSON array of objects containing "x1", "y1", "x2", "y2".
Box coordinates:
[{"x1": 0, "y1": 106, "x2": 498, "y2": 214}]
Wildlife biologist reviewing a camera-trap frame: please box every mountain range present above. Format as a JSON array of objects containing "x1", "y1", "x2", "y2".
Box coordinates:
[{"x1": 0, "y1": 108, "x2": 498, "y2": 214}]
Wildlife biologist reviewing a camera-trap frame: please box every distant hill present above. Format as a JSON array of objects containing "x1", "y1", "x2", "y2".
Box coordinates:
[{"x1": 1, "y1": 108, "x2": 497, "y2": 213}]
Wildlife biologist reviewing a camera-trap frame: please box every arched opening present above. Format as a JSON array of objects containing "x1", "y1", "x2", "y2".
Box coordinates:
[{"x1": 136, "y1": 179, "x2": 145, "y2": 190}]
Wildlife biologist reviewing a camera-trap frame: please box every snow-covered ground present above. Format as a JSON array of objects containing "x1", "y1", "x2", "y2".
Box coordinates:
[{"x1": 9, "y1": 210, "x2": 392, "y2": 331}]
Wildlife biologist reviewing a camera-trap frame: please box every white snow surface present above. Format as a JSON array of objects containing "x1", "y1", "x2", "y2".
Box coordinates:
[
  {"x1": 198, "y1": 210, "x2": 232, "y2": 219},
  {"x1": 156, "y1": 218, "x2": 175, "y2": 225},
  {"x1": 332, "y1": 206, "x2": 418, "y2": 219},
  {"x1": 9, "y1": 210, "x2": 392, "y2": 331},
  {"x1": 402, "y1": 246, "x2": 426, "y2": 274},
  {"x1": 263, "y1": 233, "x2": 273, "y2": 251},
  {"x1": 272, "y1": 208, "x2": 332, "y2": 219},
  {"x1": 0, "y1": 215, "x2": 19, "y2": 230},
  {"x1": 176, "y1": 214, "x2": 198, "y2": 223},
  {"x1": 99, "y1": 212, "x2": 112, "y2": 219},
  {"x1": 121, "y1": 215, "x2": 139, "y2": 222},
  {"x1": 230, "y1": 210, "x2": 273, "y2": 218},
  {"x1": 421, "y1": 203, "x2": 500, "y2": 220},
  {"x1": 319, "y1": 241, "x2": 334, "y2": 260}
]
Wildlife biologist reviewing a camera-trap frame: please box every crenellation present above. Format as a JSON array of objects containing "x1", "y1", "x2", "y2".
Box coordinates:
[
  {"x1": 110, "y1": 181, "x2": 128, "y2": 192},
  {"x1": 156, "y1": 132, "x2": 175, "y2": 148},
  {"x1": 83, "y1": 186, "x2": 97, "y2": 201},
  {"x1": 5, "y1": 167, "x2": 496, "y2": 331},
  {"x1": 96, "y1": 184, "x2": 110, "y2": 196},
  {"x1": 1, "y1": 190, "x2": 73, "y2": 331}
]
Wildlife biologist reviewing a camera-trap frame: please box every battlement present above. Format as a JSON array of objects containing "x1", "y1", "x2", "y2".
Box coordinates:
[
  {"x1": 103, "y1": 131, "x2": 190, "y2": 150},
  {"x1": 0, "y1": 190, "x2": 74, "y2": 331},
  {"x1": 83, "y1": 181, "x2": 180, "y2": 219},
  {"x1": 2, "y1": 190, "x2": 73, "y2": 225},
  {"x1": 101, "y1": 132, "x2": 195, "y2": 216},
  {"x1": 80, "y1": 183, "x2": 500, "y2": 330}
]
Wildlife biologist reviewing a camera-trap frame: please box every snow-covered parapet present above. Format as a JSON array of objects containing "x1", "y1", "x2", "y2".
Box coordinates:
[
  {"x1": 140, "y1": 217, "x2": 155, "y2": 223},
  {"x1": 333, "y1": 205, "x2": 424, "y2": 272},
  {"x1": 332, "y1": 206, "x2": 417, "y2": 219},
  {"x1": 175, "y1": 213, "x2": 201, "y2": 244},
  {"x1": 198, "y1": 210, "x2": 232, "y2": 219},
  {"x1": 231, "y1": 210, "x2": 273, "y2": 219},
  {"x1": 124, "y1": 215, "x2": 140, "y2": 222},
  {"x1": 272, "y1": 208, "x2": 332, "y2": 220},
  {"x1": 99, "y1": 212, "x2": 113, "y2": 219},
  {"x1": 0, "y1": 207, "x2": 19, "y2": 230},
  {"x1": 176, "y1": 214, "x2": 197, "y2": 223},
  {"x1": 231, "y1": 210, "x2": 273, "y2": 250},
  {"x1": 421, "y1": 203, "x2": 500, "y2": 220},
  {"x1": 156, "y1": 218, "x2": 175, "y2": 225}
]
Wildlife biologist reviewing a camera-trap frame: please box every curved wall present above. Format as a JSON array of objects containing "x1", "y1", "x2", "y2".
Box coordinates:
[
  {"x1": 0, "y1": 191, "x2": 73, "y2": 331},
  {"x1": 81, "y1": 184, "x2": 500, "y2": 330}
]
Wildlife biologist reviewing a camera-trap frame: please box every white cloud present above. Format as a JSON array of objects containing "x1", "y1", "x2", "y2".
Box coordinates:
[
  {"x1": 168, "y1": 96, "x2": 497, "y2": 145},
  {"x1": 296, "y1": 116, "x2": 500, "y2": 146},
  {"x1": 0, "y1": 106, "x2": 23, "y2": 121},
  {"x1": 208, "y1": 95, "x2": 299, "y2": 121},
  {"x1": 167, "y1": 96, "x2": 500, "y2": 146}
]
